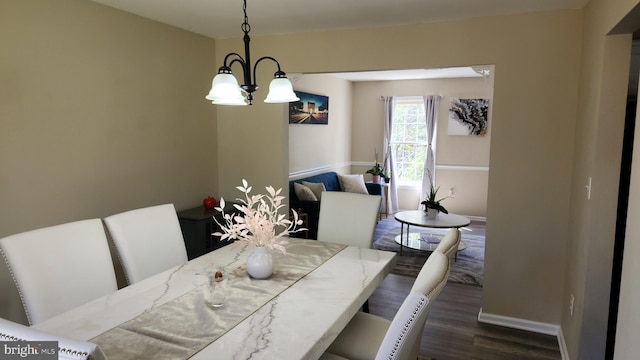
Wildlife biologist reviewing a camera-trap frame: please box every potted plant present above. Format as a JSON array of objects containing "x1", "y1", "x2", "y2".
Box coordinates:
[
  {"x1": 382, "y1": 170, "x2": 392, "y2": 183},
  {"x1": 366, "y1": 162, "x2": 384, "y2": 183},
  {"x1": 420, "y1": 172, "x2": 450, "y2": 219},
  {"x1": 382, "y1": 147, "x2": 392, "y2": 183},
  {"x1": 366, "y1": 149, "x2": 386, "y2": 183}
]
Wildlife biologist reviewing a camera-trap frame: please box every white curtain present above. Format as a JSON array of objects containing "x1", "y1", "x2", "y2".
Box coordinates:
[
  {"x1": 383, "y1": 96, "x2": 399, "y2": 214},
  {"x1": 419, "y1": 95, "x2": 441, "y2": 206}
]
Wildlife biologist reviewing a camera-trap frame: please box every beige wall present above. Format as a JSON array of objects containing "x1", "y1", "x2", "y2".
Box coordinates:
[
  {"x1": 5, "y1": 1, "x2": 640, "y2": 358},
  {"x1": 289, "y1": 74, "x2": 493, "y2": 217},
  {"x1": 350, "y1": 76, "x2": 492, "y2": 217},
  {"x1": 289, "y1": 74, "x2": 353, "y2": 176},
  {"x1": 568, "y1": 0, "x2": 640, "y2": 359},
  {"x1": 213, "y1": 33, "x2": 293, "y2": 200},
  {"x1": 0, "y1": 0, "x2": 216, "y2": 322},
  {"x1": 216, "y1": 9, "x2": 582, "y2": 338},
  {"x1": 0, "y1": 0, "x2": 218, "y2": 235}
]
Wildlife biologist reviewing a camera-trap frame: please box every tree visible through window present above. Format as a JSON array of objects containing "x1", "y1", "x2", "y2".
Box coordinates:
[{"x1": 390, "y1": 97, "x2": 427, "y2": 185}]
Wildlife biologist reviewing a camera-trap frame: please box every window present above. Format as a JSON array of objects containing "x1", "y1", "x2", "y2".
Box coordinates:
[{"x1": 390, "y1": 97, "x2": 427, "y2": 185}]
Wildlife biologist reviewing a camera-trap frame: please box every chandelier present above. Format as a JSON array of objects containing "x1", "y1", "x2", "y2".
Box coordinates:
[{"x1": 205, "y1": 0, "x2": 299, "y2": 106}]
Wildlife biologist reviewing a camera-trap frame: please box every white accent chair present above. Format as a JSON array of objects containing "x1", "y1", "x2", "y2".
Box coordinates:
[
  {"x1": 0, "y1": 219, "x2": 118, "y2": 326},
  {"x1": 321, "y1": 251, "x2": 450, "y2": 360},
  {"x1": 317, "y1": 191, "x2": 382, "y2": 248},
  {"x1": 434, "y1": 228, "x2": 461, "y2": 261},
  {"x1": 0, "y1": 318, "x2": 107, "y2": 360},
  {"x1": 104, "y1": 204, "x2": 188, "y2": 285}
]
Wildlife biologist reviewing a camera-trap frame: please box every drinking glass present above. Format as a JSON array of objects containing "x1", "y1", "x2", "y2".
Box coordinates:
[{"x1": 205, "y1": 268, "x2": 227, "y2": 308}]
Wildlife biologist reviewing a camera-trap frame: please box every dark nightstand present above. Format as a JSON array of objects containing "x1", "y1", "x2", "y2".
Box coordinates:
[{"x1": 177, "y1": 205, "x2": 235, "y2": 260}]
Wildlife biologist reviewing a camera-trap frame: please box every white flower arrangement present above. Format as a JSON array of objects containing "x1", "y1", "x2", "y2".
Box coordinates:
[{"x1": 212, "y1": 179, "x2": 305, "y2": 255}]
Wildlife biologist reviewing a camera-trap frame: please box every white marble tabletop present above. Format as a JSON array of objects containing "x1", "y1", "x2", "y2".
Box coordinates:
[{"x1": 34, "y1": 238, "x2": 396, "y2": 360}]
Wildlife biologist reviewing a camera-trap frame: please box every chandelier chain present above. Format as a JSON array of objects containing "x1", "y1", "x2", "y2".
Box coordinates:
[{"x1": 242, "y1": 0, "x2": 251, "y2": 34}]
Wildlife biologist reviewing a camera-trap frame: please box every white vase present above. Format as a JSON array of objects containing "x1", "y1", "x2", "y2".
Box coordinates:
[
  {"x1": 246, "y1": 246, "x2": 274, "y2": 279},
  {"x1": 426, "y1": 207, "x2": 439, "y2": 219}
]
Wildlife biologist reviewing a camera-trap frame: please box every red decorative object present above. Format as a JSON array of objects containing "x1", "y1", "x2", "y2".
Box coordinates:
[{"x1": 203, "y1": 196, "x2": 217, "y2": 210}]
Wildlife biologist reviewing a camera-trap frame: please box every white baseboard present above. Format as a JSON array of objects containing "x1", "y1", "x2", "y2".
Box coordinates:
[
  {"x1": 478, "y1": 309, "x2": 571, "y2": 359},
  {"x1": 478, "y1": 308, "x2": 560, "y2": 336},
  {"x1": 558, "y1": 327, "x2": 570, "y2": 360}
]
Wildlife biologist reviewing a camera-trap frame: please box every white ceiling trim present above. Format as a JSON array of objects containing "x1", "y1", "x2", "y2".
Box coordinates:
[{"x1": 328, "y1": 67, "x2": 484, "y2": 82}]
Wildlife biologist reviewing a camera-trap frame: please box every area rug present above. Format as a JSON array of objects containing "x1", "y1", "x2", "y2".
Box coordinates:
[{"x1": 373, "y1": 217, "x2": 484, "y2": 287}]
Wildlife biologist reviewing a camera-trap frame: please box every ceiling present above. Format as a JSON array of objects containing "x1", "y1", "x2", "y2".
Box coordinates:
[
  {"x1": 88, "y1": 0, "x2": 586, "y2": 82},
  {"x1": 89, "y1": 0, "x2": 588, "y2": 39}
]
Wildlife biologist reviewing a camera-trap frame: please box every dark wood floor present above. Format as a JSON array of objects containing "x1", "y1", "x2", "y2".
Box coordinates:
[
  {"x1": 368, "y1": 277, "x2": 561, "y2": 360},
  {"x1": 369, "y1": 219, "x2": 561, "y2": 360}
]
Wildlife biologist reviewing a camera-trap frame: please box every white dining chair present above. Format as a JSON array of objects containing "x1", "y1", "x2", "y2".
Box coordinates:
[
  {"x1": 104, "y1": 203, "x2": 188, "y2": 285},
  {"x1": 317, "y1": 191, "x2": 382, "y2": 312},
  {"x1": 410, "y1": 251, "x2": 451, "y2": 301},
  {"x1": 317, "y1": 191, "x2": 382, "y2": 248},
  {"x1": 321, "y1": 251, "x2": 450, "y2": 360},
  {"x1": 0, "y1": 219, "x2": 118, "y2": 326},
  {"x1": 0, "y1": 317, "x2": 108, "y2": 360},
  {"x1": 434, "y1": 228, "x2": 461, "y2": 261},
  {"x1": 321, "y1": 291, "x2": 432, "y2": 360}
]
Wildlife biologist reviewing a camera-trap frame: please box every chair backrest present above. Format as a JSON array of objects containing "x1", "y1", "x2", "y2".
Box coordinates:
[
  {"x1": 434, "y1": 228, "x2": 461, "y2": 260},
  {"x1": 0, "y1": 219, "x2": 118, "y2": 325},
  {"x1": 316, "y1": 191, "x2": 382, "y2": 248},
  {"x1": 410, "y1": 251, "x2": 451, "y2": 299},
  {"x1": 0, "y1": 318, "x2": 108, "y2": 360},
  {"x1": 104, "y1": 204, "x2": 188, "y2": 285},
  {"x1": 384, "y1": 251, "x2": 449, "y2": 360},
  {"x1": 375, "y1": 291, "x2": 431, "y2": 360}
]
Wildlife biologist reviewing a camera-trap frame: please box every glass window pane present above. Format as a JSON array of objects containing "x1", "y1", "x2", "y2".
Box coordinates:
[{"x1": 390, "y1": 97, "x2": 428, "y2": 184}]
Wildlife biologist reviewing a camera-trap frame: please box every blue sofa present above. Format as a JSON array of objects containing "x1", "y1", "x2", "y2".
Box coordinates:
[{"x1": 289, "y1": 171, "x2": 382, "y2": 239}]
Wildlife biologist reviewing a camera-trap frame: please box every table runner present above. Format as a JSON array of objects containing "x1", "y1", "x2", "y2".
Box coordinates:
[{"x1": 91, "y1": 240, "x2": 346, "y2": 360}]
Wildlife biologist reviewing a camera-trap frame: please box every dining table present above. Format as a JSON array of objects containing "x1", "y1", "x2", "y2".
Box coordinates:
[{"x1": 33, "y1": 238, "x2": 396, "y2": 360}]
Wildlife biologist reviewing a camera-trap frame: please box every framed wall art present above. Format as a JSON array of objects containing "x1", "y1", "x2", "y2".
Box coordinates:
[
  {"x1": 448, "y1": 98, "x2": 489, "y2": 136},
  {"x1": 289, "y1": 91, "x2": 329, "y2": 125}
]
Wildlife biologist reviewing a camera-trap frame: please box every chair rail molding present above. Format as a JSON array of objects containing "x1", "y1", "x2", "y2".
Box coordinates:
[
  {"x1": 350, "y1": 163, "x2": 489, "y2": 172},
  {"x1": 288, "y1": 163, "x2": 489, "y2": 180},
  {"x1": 289, "y1": 163, "x2": 351, "y2": 180},
  {"x1": 437, "y1": 164, "x2": 489, "y2": 172}
]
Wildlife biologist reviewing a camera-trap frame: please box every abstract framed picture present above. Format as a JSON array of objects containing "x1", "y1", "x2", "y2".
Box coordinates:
[
  {"x1": 448, "y1": 98, "x2": 489, "y2": 136},
  {"x1": 289, "y1": 91, "x2": 329, "y2": 125}
]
